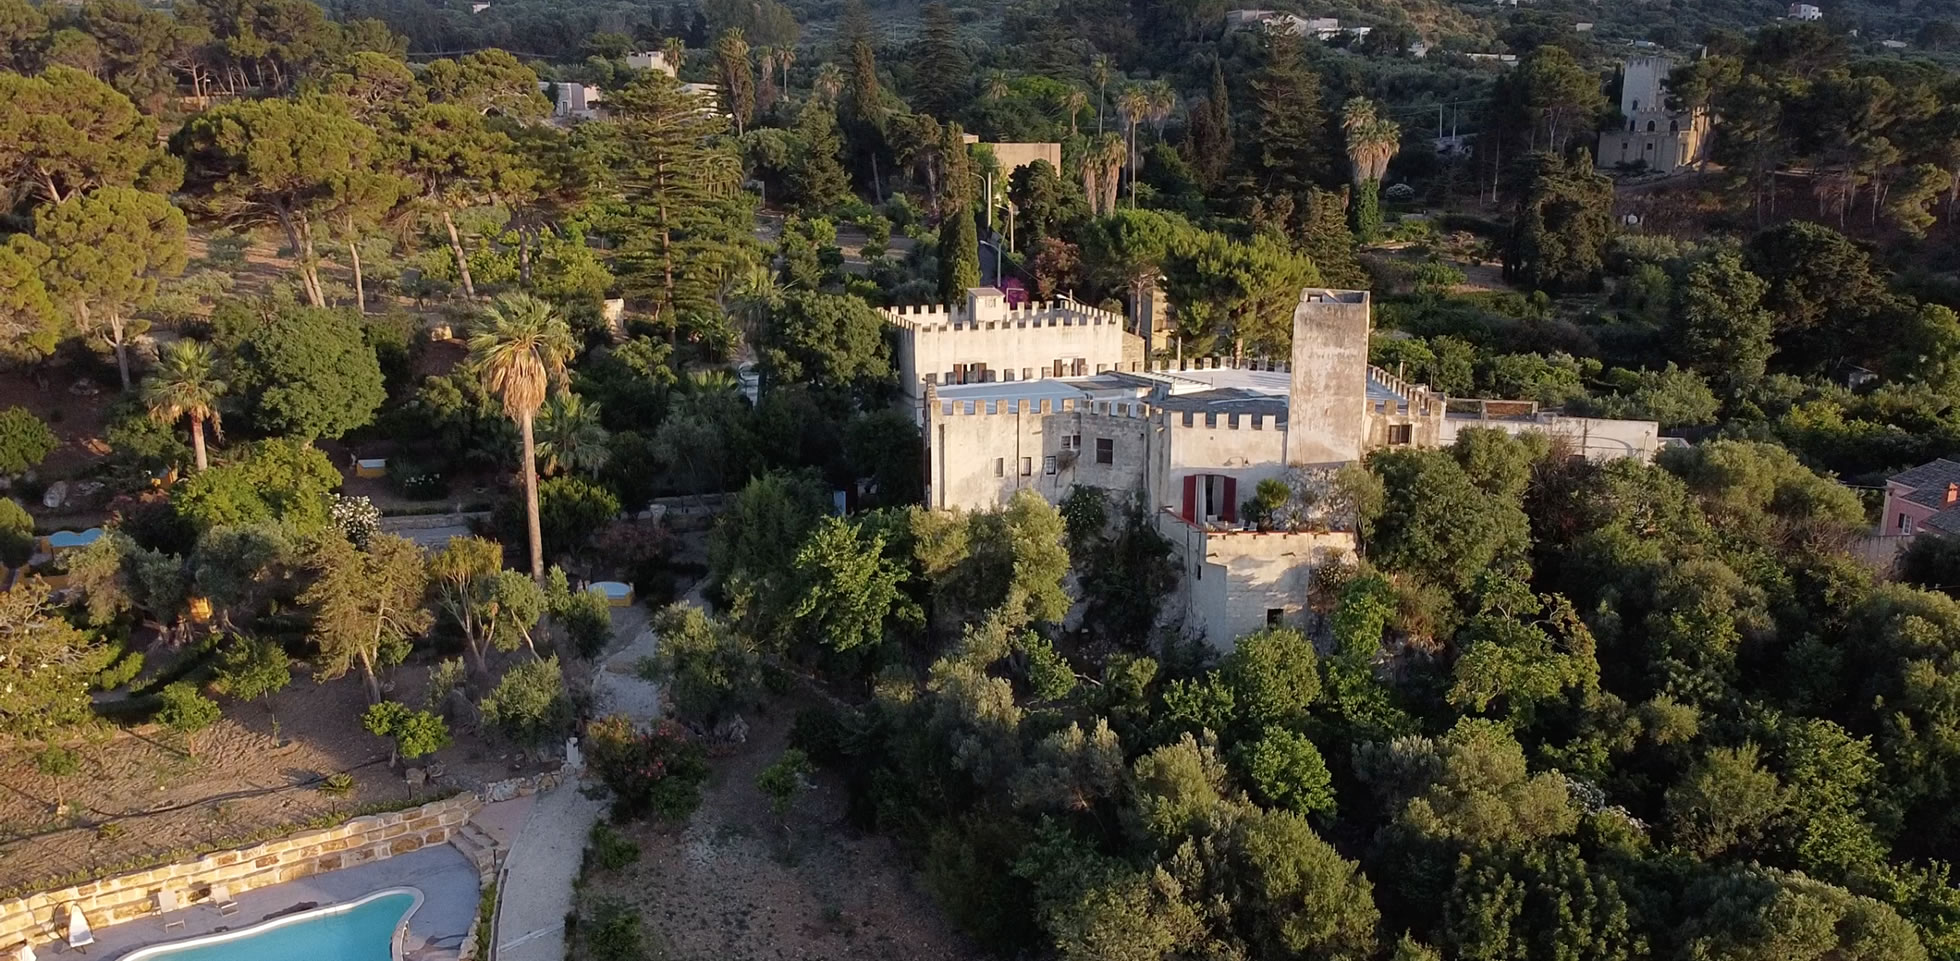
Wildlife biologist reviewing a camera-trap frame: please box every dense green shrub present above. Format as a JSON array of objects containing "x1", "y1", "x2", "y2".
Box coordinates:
[
  {"x1": 585, "y1": 714, "x2": 709, "y2": 822},
  {"x1": 0, "y1": 407, "x2": 56, "y2": 476},
  {"x1": 480, "y1": 657, "x2": 573, "y2": 747}
]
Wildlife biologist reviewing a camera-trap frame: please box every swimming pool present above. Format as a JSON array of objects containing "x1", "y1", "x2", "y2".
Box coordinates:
[{"x1": 116, "y1": 888, "x2": 423, "y2": 961}]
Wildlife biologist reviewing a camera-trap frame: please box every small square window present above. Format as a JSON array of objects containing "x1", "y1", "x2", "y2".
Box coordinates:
[
  {"x1": 1022, "y1": 367, "x2": 1033, "y2": 381},
  {"x1": 1020, "y1": 457, "x2": 1033, "y2": 477},
  {"x1": 1387, "y1": 424, "x2": 1413, "y2": 445},
  {"x1": 1096, "y1": 438, "x2": 1114, "y2": 464},
  {"x1": 1061, "y1": 434, "x2": 1081, "y2": 451},
  {"x1": 1267, "y1": 608, "x2": 1285, "y2": 627},
  {"x1": 994, "y1": 457, "x2": 1005, "y2": 478},
  {"x1": 1044, "y1": 456, "x2": 1058, "y2": 475}
]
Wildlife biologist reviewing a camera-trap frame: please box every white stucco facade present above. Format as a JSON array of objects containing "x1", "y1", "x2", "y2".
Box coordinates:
[{"x1": 890, "y1": 289, "x2": 1129, "y2": 416}]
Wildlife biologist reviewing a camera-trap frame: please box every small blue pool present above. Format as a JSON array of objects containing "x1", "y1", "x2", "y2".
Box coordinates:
[{"x1": 117, "y1": 888, "x2": 422, "y2": 961}]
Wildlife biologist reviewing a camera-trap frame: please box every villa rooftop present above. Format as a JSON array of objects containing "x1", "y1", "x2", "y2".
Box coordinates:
[{"x1": 930, "y1": 365, "x2": 1416, "y2": 412}]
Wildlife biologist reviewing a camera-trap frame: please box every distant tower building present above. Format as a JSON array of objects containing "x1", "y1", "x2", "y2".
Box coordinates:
[{"x1": 1596, "y1": 57, "x2": 1711, "y2": 175}]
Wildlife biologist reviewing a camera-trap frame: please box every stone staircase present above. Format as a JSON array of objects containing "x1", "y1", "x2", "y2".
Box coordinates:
[{"x1": 449, "y1": 820, "x2": 504, "y2": 883}]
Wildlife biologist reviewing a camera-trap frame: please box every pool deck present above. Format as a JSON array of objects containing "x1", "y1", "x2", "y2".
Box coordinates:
[{"x1": 90, "y1": 844, "x2": 480, "y2": 961}]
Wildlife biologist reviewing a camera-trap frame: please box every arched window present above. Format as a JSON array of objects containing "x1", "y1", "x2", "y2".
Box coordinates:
[
  {"x1": 1646, "y1": 120, "x2": 1657, "y2": 132},
  {"x1": 1670, "y1": 120, "x2": 1679, "y2": 133},
  {"x1": 1632, "y1": 99, "x2": 1640, "y2": 112}
]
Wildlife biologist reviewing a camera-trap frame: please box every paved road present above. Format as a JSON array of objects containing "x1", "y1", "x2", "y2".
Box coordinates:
[{"x1": 491, "y1": 605, "x2": 662, "y2": 961}]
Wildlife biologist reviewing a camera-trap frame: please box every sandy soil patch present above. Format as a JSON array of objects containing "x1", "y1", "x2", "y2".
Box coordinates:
[{"x1": 585, "y1": 704, "x2": 981, "y2": 961}]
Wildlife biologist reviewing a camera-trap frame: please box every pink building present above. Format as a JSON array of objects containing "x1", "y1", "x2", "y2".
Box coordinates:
[{"x1": 1881, "y1": 457, "x2": 1960, "y2": 536}]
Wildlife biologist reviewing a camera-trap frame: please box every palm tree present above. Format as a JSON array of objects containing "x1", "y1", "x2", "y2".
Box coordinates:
[
  {"x1": 469, "y1": 293, "x2": 575, "y2": 580},
  {"x1": 1341, "y1": 97, "x2": 1402, "y2": 185},
  {"x1": 729, "y1": 263, "x2": 785, "y2": 347},
  {"x1": 814, "y1": 62, "x2": 844, "y2": 101},
  {"x1": 1091, "y1": 54, "x2": 1112, "y2": 135},
  {"x1": 983, "y1": 70, "x2": 1012, "y2": 102},
  {"x1": 755, "y1": 45, "x2": 776, "y2": 111},
  {"x1": 1117, "y1": 86, "x2": 1150, "y2": 206},
  {"x1": 683, "y1": 368, "x2": 741, "y2": 395},
  {"x1": 1059, "y1": 88, "x2": 1088, "y2": 138},
  {"x1": 1147, "y1": 81, "x2": 1176, "y2": 139},
  {"x1": 1083, "y1": 132, "x2": 1125, "y2": 215},
  {"x1": 144, "y1": 339, "x2": 226, "y2": 472},
  {"x1": 534, "y1": 392, "x2": 611, "y2": 477},
  {"x1": 663, "y1": 36, "x2": 686, "y2": 74},
  {"x1": 775, "y1": 46, "x2": 796, "y2": 96}
]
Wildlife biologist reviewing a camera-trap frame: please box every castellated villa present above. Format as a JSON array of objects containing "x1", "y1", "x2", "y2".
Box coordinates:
[{"x1": 884, "y1": 287, "x2": 1663, "y2": 645}]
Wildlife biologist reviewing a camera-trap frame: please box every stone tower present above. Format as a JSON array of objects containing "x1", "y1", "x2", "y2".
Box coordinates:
[{"x1": 1285, "y1": 288, "x2": 1370, "y2": 466}]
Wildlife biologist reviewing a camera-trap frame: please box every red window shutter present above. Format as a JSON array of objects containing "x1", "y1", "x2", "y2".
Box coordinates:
[
  {"x1": 1181, "y1": 475, "x2": 1198, "y2": 522},
  {"x1": 1221, "y1": 477, "x2": 1238, "y2": 523}
]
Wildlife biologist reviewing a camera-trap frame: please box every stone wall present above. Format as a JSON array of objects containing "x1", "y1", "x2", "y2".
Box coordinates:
[
  {"x1": 0, "y1": 795, "x2": 482, "y2": 951},
  {"x1": 1157, "y1": 511, "x2": 1357, "y2": 648},
  {"x1": 926, "y1": 400, "x2": 1153, "y2": 511}
]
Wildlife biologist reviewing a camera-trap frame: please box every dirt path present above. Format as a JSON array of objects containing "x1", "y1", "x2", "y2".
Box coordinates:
[{"x1": 494, "y1": 604, "x2": 660, "y2": 961}]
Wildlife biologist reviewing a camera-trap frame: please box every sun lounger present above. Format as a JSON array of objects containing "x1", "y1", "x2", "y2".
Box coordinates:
[
  {"x1": 156, "y1": 890, "x2": 185, "y2": 931},
  {"x1": 210, "y1": 885, "x2": 238, "y2": 917},
  {"x1": 64, "y1": 904, "x2": 94, "y2": 952}
]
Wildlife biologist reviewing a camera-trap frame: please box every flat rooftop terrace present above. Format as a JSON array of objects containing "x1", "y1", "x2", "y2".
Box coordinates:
[{"x1": 930, "y1": 366, "x2": 1412, "y2": 409}]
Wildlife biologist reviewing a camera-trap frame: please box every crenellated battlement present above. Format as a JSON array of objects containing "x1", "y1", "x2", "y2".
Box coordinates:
[
  {"x1": 929, "y1": 394, "x2": 1290, "y2": 433},
  {"x1": 884, "y1": 296, "x2": 1126, "y2": 332},
  {"x1": 932, "y1": 396, "x2": 1157, "y2": 418},
  {"x1": 1148, "y1": 357, "x2": 1292, "y2": 374},
  {"x1": 1164, "y1": 409, "x2": 1288, "y2": 431},
  {"x1": 1366, "y1": 365, "x2": 1444, "y2": 416}
]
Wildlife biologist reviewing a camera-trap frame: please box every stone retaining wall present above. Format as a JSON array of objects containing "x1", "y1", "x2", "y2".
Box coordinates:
[{"x1": 0, "y1": 795, "x2": 482, "y2": 950}]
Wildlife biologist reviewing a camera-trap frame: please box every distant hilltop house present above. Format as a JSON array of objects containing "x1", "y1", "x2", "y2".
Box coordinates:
[
  {"x1": 1881, "y1": 458, "x2": 1960, "y2": 537},
  {"x1": 1788, "y1": 2, "x2": 1824, "y2": 19},
  {"x1": 1596, "y1": 56, "x2": 1711, "y2": 174},
  {"x1": 882, "y1": 287, "x2": 1660, "y2": 645},
  {"x1": 540, "y1": 81, "x2": 603, "y2": 120},
  {"x1": 537, "y1": 79, "x2": 722, "y2": 121},
  {"x1": 1224, "y1": 9, "x2": 1344, "y2": 39},
  {"x1": 624, "y1": 50, "x2": 678, "y2": 76}
]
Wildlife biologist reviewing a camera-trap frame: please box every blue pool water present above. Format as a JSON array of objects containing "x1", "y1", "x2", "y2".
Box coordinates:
[{"x1": 119, "y1": 889, "x2": 420, "y2": 961}]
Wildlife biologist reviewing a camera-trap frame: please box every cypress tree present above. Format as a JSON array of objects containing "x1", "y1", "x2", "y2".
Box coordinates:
[
  {"x1": 1301, "y1": 188, "x2": 1367, "y2": 289},
  {"x1": 938, "y1": 203, "x2": 981, "y2": 304},
  {"x1": 1248, "y1": 30, "x2": 1329, "y2": 203},
  {"x1": 1184, "y1": 60, "x2": 1234, "y2": 190},
  {"x1": 914, "y1": 3, "x2": 968, "y2": 118},
  {"x1": 790, "y1": 97, "x2": 851, "y2": 211},
  {"x1": 939, "y1": 121, "x2": 975, "y2": 219}
]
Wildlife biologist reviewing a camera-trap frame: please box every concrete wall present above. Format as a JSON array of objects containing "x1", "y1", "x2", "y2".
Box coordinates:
[
  {"x1": 0, "y1": 795, "x2": 482, "y2": 951},
  {"x1": 888, "y1": 295, "x2": 1128, "y2": 404},
  {"x1": 1441, "y1": 413, "x2": 1661, "y2": 461},
  {"x1": 987, "y1": 142, "x2": 1063, "y2": 182},
  {"x1": 1157, "y1": 511, "x2": 1356, "y2": 647},
  {"x1": 927, "y1": 398, "x2": 1152, "y2": 510},
  {"x1": 1286, "y1": 289, "x2": 1371, "y2": 466}
]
